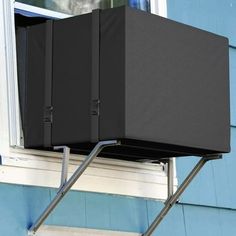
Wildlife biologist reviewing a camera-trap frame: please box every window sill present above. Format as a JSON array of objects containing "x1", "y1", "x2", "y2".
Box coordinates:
[{"x1": 0, "y1": 146, "x2": 177, "y2": 200}]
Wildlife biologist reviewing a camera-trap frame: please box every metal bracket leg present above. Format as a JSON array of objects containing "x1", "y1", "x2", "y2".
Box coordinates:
[
  {"x1": 142, "y1": 155, "x2": 222, "y2": 236},
  {"x1": 167, "y1": 158, "x2": 174, "y2": 199},
  {"x1": 28, "y1": 140, "x2": 120, "y2": 235},
  {"x1": 54, "y1": 146, "x2": 70, "y2": 188}
]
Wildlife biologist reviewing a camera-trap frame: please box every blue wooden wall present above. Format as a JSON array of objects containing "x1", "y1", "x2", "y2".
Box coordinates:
[
  {"x1": 1, "y1": 180, "x2": 236, "y2": 236},
  {"x1": 0, "y1": 1, "x2": 236, "y2": 236},
  {"x1": 167, "y1": 0, "x2": 236, "y2": 235}
]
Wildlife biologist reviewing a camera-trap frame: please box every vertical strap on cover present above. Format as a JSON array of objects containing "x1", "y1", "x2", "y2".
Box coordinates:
[
  {"x1": 91, "y1": 9, "x2": 100, "y2": 142},
  {"x1": 44, "y1": 20, "x2": 53, "y2": 147}
]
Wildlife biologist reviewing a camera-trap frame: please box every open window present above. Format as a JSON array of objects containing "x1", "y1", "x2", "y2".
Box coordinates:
[
  {"x1": 1, "y1": 2, "x2": 229, "y2": 235},
  {"x1": 12, "y1": 0, "x2": 167, "y2": 148},
  {"x1": 0, "y1": 0, "x2": 172, "y2": 201}
]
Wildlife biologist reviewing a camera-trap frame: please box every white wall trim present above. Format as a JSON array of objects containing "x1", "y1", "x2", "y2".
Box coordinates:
[
  {"x1": 0, "y1": 148, "x2": 177, "y2": 200},
  {"x1": 36, "y1": 225, "x2": 140, "y2": 236}
]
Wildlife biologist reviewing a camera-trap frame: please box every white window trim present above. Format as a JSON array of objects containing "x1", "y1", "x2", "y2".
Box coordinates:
[
  {"x1": 0, "y1": 148, "x2": 177, "y2": 200},
  {"x1": 36, "y1": 225, "x2": 140, "y2": 236},
  {"x1": 0, "y1": 0, "x2": 175, "y2": 201},
  {"x1": 14, "y1": 2, "x2": 72, "y2": 18},
  {"x1": 1, "y1": 0, "x2": 21, "y2": 148},
  {"x1": 151, "y1": 0, "x2": 167, "y2": 17}
]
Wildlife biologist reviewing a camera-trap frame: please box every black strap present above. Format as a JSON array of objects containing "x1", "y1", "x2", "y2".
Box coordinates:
[
  {"x1": 91, "y1": 9, "x2": 100, "y2": 142},
  {"x1": 44, "y1": 20, "x2": 53, "y2": 147}
]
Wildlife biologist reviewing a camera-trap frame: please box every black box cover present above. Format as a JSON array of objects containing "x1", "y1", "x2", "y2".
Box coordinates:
[{"x1": 16, "y1": 6, "x2": 230, "y2": 161}]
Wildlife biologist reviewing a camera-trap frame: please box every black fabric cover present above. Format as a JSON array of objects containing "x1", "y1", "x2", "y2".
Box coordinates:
[
  {"x1": 16, "y1": 24, "x2": 46, "y2": 147},
  {"x1": 16, "y1": 6, "x2": 230, "y2": 161}
]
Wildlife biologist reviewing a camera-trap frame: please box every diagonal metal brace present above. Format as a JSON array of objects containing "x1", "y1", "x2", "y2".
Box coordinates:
[
  {"x1": 142, "y1": 154, "x2": 222, "y2": 236},
  {"x1": 28, "y1": 140, "x2": 120, "y2": 235}
]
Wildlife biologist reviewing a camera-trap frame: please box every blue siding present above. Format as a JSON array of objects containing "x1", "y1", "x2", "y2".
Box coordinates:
[
  {"x1": 167, "y1": 0, "x2": 236, "y2": 46},
  {"x1": 183, "y1": 205, "x2": 222, "y2": 236},
  {"x1": 49, "y1": 190, "x2": 86, "y2": 228},
  {"x1": 219, "y1": 208, "x2": 236, "y2": 235},
  {"x1": 108, "y1": 194, "x2": 148, "y2": 232},
  {"x1": 22, "y1": 185, "x2": 52, "y2": 226},
  {"x1": 0, "y1": 184, "x2": 28, "y2": 236},
  {"x1": 147, "y1": 201, "x2": 186, "y2": 236},
  {"x1": 182, "y1": 205, "x2": 236, "y2": 236},
  {"x1": 211, "y1": 156, "x2": 232, "y2": 208},
  {"x1": 230, "y1": 48, "x2": 236, "y2": 126},
  {"x1": 177, "y1": 127, "x2": 236, "y2": 209},
  {"x1": 224, "y1": 127, "x2": 236, "y2": 208},
  {"x1": 0, "y1": 184, "x2": 149, "y2": 235},
  {"x1": 85, "y1": 192, "x2": 110, "y2": 230},
  {"x1": 176, "y1": 157, "x2": 217, "y2": 206},
  {"x1": 1, "y1": 183, "x2": 236, "y2": 236}
]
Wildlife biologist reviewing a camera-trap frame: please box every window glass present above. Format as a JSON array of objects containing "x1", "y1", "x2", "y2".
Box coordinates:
[{"x1": 16, "y1": 0, "x2": 151, "y2": 15}]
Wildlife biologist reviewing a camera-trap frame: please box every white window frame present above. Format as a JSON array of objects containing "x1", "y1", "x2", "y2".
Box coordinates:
[
  {"x1": 151, "y1": 0, "x2": 167, "y2": 17},
  {"x1": 0, "y1": 0, "x2": 175, "y2": 201}
]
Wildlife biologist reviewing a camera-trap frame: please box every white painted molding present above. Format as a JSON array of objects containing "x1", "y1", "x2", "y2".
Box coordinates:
[
  {"x1": 1, "y1": 0, "x2": 21, "y2": 147},
  {"x1": 0, "y1": 0, "x2": 11, "y2": 151},
  {"x1": 0, "y1": 148, "x2": 177, "y2": 200},
  {"x1": 14, "y1": 2, "x2": 72, "y2": 18},
  {"x1": 36, "y1": 225, "x2": 140, "y2": 236}
]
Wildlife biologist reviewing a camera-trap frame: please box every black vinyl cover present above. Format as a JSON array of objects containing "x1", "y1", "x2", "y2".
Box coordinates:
[{"x1": 16, "y1": 6, "x2": 230, "y2": 161}]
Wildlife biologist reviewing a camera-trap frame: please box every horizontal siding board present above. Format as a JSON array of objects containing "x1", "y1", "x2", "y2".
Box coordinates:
[
  {"x1": 219, "y1": 208, "x2": 236, "y2": 235},
  {"x1": 108, "y1": 195, "x2": 148, "y2": 233},
  {"x1": 212, "y1": 128, "x2": 236, "y2": 209},
  {"x1": 176, "y1": 156, "x2": 217, "y2": 206},
  {"x1": 85, "y1": 192, "x2": 110, "y2": 230},
  {"x1": 48, "y1": 190, "x2": 86, "y2": 228},
  {"x1": 183, "y1": 204, "x2": 222, "y2": 236},
  {"x1": 211, "y1": 158, "x2": 232, "y2": 208},
  {"x1": 177, "y1": 127, "x2": 236, "y2": 209},
  {"x1": 2, "y1": 183, "x2": 236, "y2": 236},
  {"x1": 22, "y1": 185, "x2": 53, "y2": 225},
  {"x1": 224, "y1": 127, "x2": 236, "y2": 208},
  {"x1": 146, "y1": 201, "x2": 186, "y2": 236},
  {"x1": 0, "y1": 184, "x2": 29, "y2": 236}
]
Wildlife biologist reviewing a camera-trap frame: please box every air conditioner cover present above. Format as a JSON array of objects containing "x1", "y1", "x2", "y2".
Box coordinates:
[{"x1": 16, "y1": 6, "x2": 230, "y2": 161}]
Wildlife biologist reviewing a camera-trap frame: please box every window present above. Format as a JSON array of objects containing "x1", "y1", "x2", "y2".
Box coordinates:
[
  {"x1": 9, "y1": 0, "x2": 167, "y2": 149},
  {"x1": 0, "y1": 0, "x2": 174, "y2": 201},
  {"x1": 16, "y1": 0, "x2": 152, "y2": 15}
]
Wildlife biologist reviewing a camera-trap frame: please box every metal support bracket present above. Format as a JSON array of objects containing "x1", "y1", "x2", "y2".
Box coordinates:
[
  {"x1": 167, "y1": 158, "x2": 174, "y2": 199},
  {"x1": 142, "y1": 154, "x2": 222, "y2": 236},
  {"x1": 28, "y1": 140, "x2": 120, "y2": 235},
  {"x1": 54, "y1": 146, "x2": 70, "y2": 188}
]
